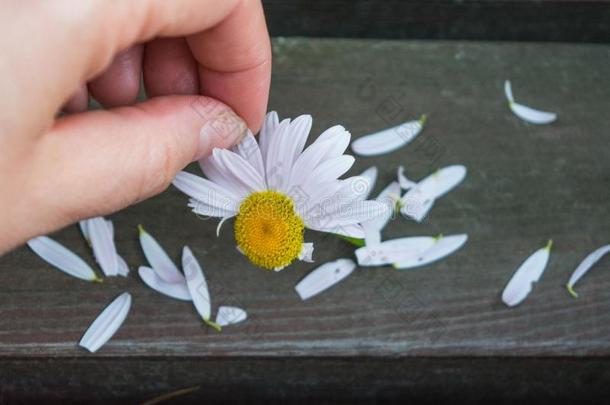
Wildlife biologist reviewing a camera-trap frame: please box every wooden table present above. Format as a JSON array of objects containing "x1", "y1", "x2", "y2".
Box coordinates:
[{"x1": 1, "y1": 38, "x2": 609, "y2": 403}]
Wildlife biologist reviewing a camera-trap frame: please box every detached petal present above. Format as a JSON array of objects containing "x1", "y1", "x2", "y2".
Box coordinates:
[
  {"x1": 361, "y1": 181, "x2": 401, "y2": 233},
  {"x1": 79, "y1": 292, "x2": 131, "y2": 353},
  {"x1": 502, "y1": 240, "x2": 552, "y2": 307},
  {"x1": 138, "y1": 266, "x2": 192, "y2": 301},
  {"x1": 566, "y1": 244, "x2": 610, "y2": 298},
  {"x1": 504, "y1": 80, "x2": 557, "y2": 124},
  {"x1": 87, "y1": 217, "x2": 118, "y2": 276},
  {"x1": 509, "y1": 102, "x2": 557, "y2": 125},
  {"x1": 182, "y1": 246, "x2": 212, "y2": 322},
  {"x1": 215, "y1": 306, "x2": 247, "y2": 326},
  {"x1": 351, "y1": 115, "x2": 425, "y2": 156},
  {"x1": 393, "y1": 234, "x2": 468, "y2": 269},
  {"x1": 295, "y1": 258, "x2": 356, "y2": 300},
  {"x1": 27, "y1": 236, "x2": 100, "y2": 282},
  {"x1": 138, "y1": 226, "x2": 185, "y2": 284},
  {"x1": 397, "y1": 166, "x2": 417, "y2": 190},
  {"x1": 355, "y1": 236, "x2": 435, "y2": 266}
]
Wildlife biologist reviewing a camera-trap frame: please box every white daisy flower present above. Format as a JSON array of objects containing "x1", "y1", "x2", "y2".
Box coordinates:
[{"x1": 172, "y1": 112, "x2": 388, "y2": 271}]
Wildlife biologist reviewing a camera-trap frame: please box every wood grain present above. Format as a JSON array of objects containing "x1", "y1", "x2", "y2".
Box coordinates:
[{"x1": 1, "y1": 39, "x2": 609, "y2": 400}]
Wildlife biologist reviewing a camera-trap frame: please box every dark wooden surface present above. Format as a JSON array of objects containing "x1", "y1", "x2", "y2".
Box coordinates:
[
  {"x1": 1, "y1": 38, "x2": 610, "y2": 401},
  {"x1": 263, "y1": 0, "x2": 610, "y2": 43}
]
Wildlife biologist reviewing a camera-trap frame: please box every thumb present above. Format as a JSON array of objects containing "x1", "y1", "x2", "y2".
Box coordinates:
[{"x1": 27, "y1": 95, "x2": 246, "y2": 229}]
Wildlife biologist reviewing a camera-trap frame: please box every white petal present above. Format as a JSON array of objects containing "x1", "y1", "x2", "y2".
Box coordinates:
[
  {"x1": 362, "y1": 181, "x2": 401, "y2": 232},
  {"x1": 79, "y1": 220, "x2": 90, "y2": 242},
  {"x1": 258, "y1": 111, "x2": 280, "y2": 162},
  {"x1": 397, "y1": 166, "x2": 417, "y2": 190},
  {"x1": 566, "y1": 244, "x2": 610, "y2": 298},
  {"x1": 362, "y1": 220, "x2": 381, "y2": 247},
  {"x1": 212, "y1": 148, "x2": 266, "y2": 193},
  {"x1": 215, "y1": 306, "x2": 247, "y2": 326},
  {"x1": 504, "y1": 80, "x2": 514, "y2": 103},
  {"x1": 295, "y1": 258, "x2": 356, "y2": 300},
  {"x1": 87, "y1": 217, "x2": 118, "y2": 276},
  {"x1": 27, "y1": 236, "x2": 100, "y2": 282},
  {"x1": 138, "y1": 266, "x2": 191, "y2": 301},
  {"x1": 509, "y1": 102, "x2": 557, "y2": 125},
  {"x1": 264, "y1": 118, "x2": 292, "y2": 190},
  {"x1": 329, "y1": 224, "x2": 365, "y2": 239},
  {"x1": 299, "y1": 242, "x2": 315, "y2": 262},
  {"x1": 355, "y1": 236, "x2": 436, "y2": 266},
  {"x1": 172, "y1": 171, "x2": 239, "y2": 215},
  {"x1": 138, "y1": 225, "x2": 185, "y2": 284},
  {"x1": 393, "y1": 234, "x2": 468, "y2": 269},
  {"x1": 358, "y1": 166, "x2": 378, "y2": 199},
  {"x1": 308, "y1": 200, "x2": 389, "y2": 230},
  {"x1": 188, "y1": 199, "x2": 236, "y2": 219},
  {"x1": 271, "y1": 115, "x2": 312, "y2": 189},
  {"x1": 501, "y1": 240, "x2": 552, "y2": 307},
  {"x1": 116, "y1": 255, "x2": 129, "y2": 277},
  {"x1": 79, "y1": 292, "x2": 131, "y2": 353},
  {"x1": 399, "y1": 165, "x2": 466, "y2": 222},
  {"x1": 400, "y1": 195, "x2": 435, "y2": 223},
  {"x1": 232, "y1": 130, "x2": 265, "y2": 181},
  {"x1": 351, "y1": 116, "x2": 425, "y2": 156},
  {"x1": 199, "y1": 155, "x2": 251, "y2": 200},
  {"x1": 288, "y1": 126, "x2": 351, "y2": 187},
  {"x1": 182, "y1": 246, "x2": 211, "y2": 321},
  {"x1": 301, "y1": 155, "x2": 355, "y2": 188}
]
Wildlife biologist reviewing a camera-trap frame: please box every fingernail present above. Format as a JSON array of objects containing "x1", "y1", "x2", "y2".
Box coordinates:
[{"x1": 197, "y1": 110, "x2": 248, "y2": 160}]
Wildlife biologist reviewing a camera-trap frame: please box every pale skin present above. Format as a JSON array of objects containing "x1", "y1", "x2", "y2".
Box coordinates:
[{"x1": 0, "y1": 0, "x2": 272, "y2": 253}]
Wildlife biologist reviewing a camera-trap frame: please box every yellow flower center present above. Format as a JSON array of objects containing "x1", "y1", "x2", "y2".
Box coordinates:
[{"x1": 234, "y1": 190, "x2": 304, "y2": 270}]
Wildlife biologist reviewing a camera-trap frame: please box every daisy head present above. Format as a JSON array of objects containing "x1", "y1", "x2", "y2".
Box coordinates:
[{"x1": 173, "y1": 112, "x2": 388, "y2": 271}]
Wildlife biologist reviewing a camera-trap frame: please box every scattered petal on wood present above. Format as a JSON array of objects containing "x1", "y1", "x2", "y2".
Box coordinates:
[
  {"x1": 504, "y1": 80, "x2": 557, "y2": 124},
  {"x1": 182, "y1": 246, "x2": 221, "y2": 331},
  {"x1": 138, "y1": 266, "x2": 192, "y2": 301},
  {"x1": 358, "y1": 166, "x2": 378, "y2": 199},
  {"x1": 79, "y1": 292, "x2": 131, "y2": 353},
  {"x1": 351, "y1": 115, "x2": 426, "y2": 156},
  {"x1": 502, "y1": 240, "x2": 553, "y2": 307},
  {"x1": 81, "y1": 218, "x2": 128, "y2": 277},
  {"x1": 116, "y1": 255, "x2": 129, "y2": 277},
  {"x1": 355, "y1": 236, "x2": 436, "y2": 267},
  {"x1": 393, "y1": 234, "x2": 468, "y2": 269},
  {"x1": 566, "y1": 244, "x2": 610, "y2": 298},
  {"x1": 295, "y1": 258, "x2": 356, "y2": 300},
  {"x1": 397, "y1": 166, "x2": 417, "y2": 190},
  {"x1": 138, "y1": 225, "x2": 185, "y2": 284},
  {"x1": 215, "y1": 306, "x2": 248, "y2": 326},
  {"x1": 27, "y1": 236, "x2": 101, "y2": 282},
  {"x1": 399, "y1": 165, "x2": 467, "y2": 222},
  {"x1": 87, "y1": 217, "x2": 118, "y2": 276}
]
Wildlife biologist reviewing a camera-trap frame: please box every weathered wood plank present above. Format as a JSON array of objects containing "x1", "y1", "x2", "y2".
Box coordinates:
[{"x1": 0, "y1": 38, "x2": 609, "y2": 399}]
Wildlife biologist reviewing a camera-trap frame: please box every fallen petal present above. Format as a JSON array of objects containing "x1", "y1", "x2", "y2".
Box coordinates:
[
  {"x1": 138, "y1": 266, "x2": 191, "y2": 301},
  {"x1": 356, "y1": 236, "x2": 435, "y2": 266},
  {"x1": 504, "y1": 80, "x2": 514, "y2": 103},
  {"x1": 393, "y1": 234, "x2": 468, "y2": 269},
  {"x1": 397, "y1": 166, "x2": 417, "y2": 190},
  {"x1": 502, "y1": 240, "x2": 552, "y2": 307},
  {"x1": 27, "y1": 236, "x2": 101, "y2": 282},
  {"x1": 87, "y1": 217, "x2": 118, "y2": 276},
  {"x1": 509, "y1": 102, "x2": 557, "y2": 125},
  {"x1": 138, "y1": 225, "x2": 185, "y2": 284},
  {"x1": 215, "y1": 306, "x2": 247, "y2": 326},
  {"x1": 566, "y1": 244, "x2": 610, "y2": 298},
  {"x1": 504, "y1": 80, "x2": 557, "y2": 124},
  {"x1": 351, "y1": 115, "x2": 426, "y2": 156},
  {"x1": 79, "y1": 292, "x2": 131, "y2": 353},
  {"x1": 182, "y1": 246, "x2": 215, "y2": 327},
  {"x1": 295, "y1": 258, "x2": 356, "y2": 300},
  {"x1": 117, "y1": 255, "x2": 130, "y2": 277}
]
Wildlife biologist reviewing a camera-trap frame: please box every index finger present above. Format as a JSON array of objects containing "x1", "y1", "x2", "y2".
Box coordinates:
[{"x1": 186, "y1": 0, "x2": 271, "y2": 132}]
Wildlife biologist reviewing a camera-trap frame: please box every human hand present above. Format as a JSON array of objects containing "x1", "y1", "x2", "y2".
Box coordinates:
[{"x1": 0, "y1": 0, "x2": 271, "y2": 253}]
